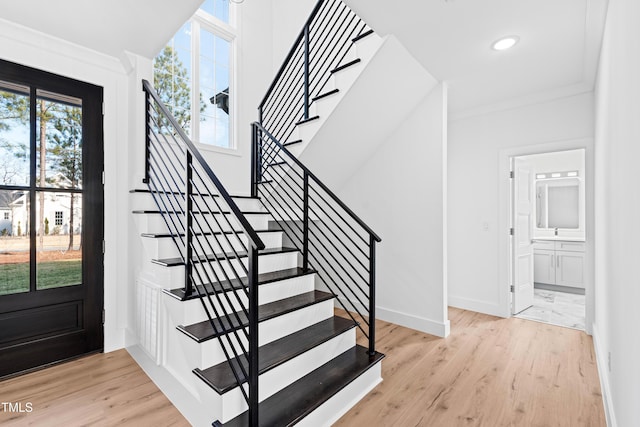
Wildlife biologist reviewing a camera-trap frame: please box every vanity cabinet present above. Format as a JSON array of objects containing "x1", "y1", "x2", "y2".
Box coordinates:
[{"x1": 533, "y1": 240, "x2": 585, "y2": 289}]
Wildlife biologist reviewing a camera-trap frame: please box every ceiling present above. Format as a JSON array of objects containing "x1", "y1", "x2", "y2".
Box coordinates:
[
  {"x1": 345, "y1": 0, "x2": 609, "y2": 114},
  {"x1": 0, "y1": 0, "x2": 608, "y2": 115},
  {"x1": 0, "y1": 0, "x2": 202, "y2": 59}
]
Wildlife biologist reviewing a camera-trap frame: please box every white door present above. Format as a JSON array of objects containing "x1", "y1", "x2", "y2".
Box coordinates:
[{"x1": 512, "y1": 158, "x2": 534, "y2": 314}]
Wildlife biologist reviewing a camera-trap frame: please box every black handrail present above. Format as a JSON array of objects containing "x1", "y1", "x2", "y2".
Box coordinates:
[
  {"x1": 252, "y1": 122, "x2": 381, "y2": 242},
  {"x1": 143, "y1": 79, "x2": 265, "y2": 251}
]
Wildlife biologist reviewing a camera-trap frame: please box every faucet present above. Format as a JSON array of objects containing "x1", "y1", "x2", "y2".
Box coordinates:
[{"x1": 554, "y1": 228, "x2": 559, "y2": 236}]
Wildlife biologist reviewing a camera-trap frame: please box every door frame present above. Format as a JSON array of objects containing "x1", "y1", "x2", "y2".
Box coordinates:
[
  {"x1": 0, "y1": 59, "x2": 104, "y2": 376},
  {"x1": 498, "y1": 138, "x2": 594, "y2": 334}
]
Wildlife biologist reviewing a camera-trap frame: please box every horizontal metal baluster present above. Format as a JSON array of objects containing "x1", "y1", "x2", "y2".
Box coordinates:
[
  {"x1": 188, "y1": 224, "x2": 250, "y2": 338},
  {"x1": 257, "y1": 169, "x2": 370, "y2": 315},
  {"x1": 310, "y1": 21, "x2": 366, "y2": 97},
  {"x1": 308, "y1": 258, "x2": 370, "y2": 334},
  {"x1": 261, "y1": 47, "x2": 305, "y2": 118},
  {"x1": 308, "y1": 185, "x2": 369, "y2": 245},
  {"x1": 306, "y1": 192, "x2": 370, "y2": 263},
  {"x1": 190, "y1": 168, "x2": 252, "y2": 264},
  {"x1": 264, "y1": 91, "x2": 304, "y2": 141},
  {"x1": 188, "y1": 183, "x2": 251, "y2": 294},
  {"x1": 304, "y1": 203, "x2": 370, "y2": 289},
  {"x1": 261, "y1": 50, "x2": 304, "y2": 119}
]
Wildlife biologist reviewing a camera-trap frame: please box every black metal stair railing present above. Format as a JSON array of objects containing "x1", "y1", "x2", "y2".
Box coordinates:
[
  {"x1": 259, "y1": 0, "x2": 370, "y2": 144},
  {"x1": 251, "y1": 122, "x2": 381, "y2": 356},
  {"x1": 142, "y1": 80, "x2": 263, "y2": 424}
]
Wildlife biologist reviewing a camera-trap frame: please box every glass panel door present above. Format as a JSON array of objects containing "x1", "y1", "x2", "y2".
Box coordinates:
[{"x1": 0, "y1": 59, "x2": 104, "y2": 378}]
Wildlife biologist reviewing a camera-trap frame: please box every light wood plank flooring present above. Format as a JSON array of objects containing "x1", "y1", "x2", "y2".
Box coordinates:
[
  {"x1": 0, "y1": 307, "x2": 605, "y2": 426},
  {"x1": 0, "y1": 350, "x2": 188, "y2": 426},
  {"x1": 335, "y1": 307, "x2": 605, "y2": 426}
]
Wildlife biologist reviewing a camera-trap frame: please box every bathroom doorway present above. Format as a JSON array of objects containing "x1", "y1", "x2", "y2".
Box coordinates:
[{"x1": 509, "y1": 148, "x2": 587, "y2": 330}]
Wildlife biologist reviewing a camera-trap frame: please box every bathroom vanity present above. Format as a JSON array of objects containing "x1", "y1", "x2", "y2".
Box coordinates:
[{"x1": 533, "y1": 239, "x2": 585, "y2": 289}]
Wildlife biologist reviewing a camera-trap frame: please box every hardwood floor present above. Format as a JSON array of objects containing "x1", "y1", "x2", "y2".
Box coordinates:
[
  {"x1": 335, "y1": 307, "x2": 605, "y2": 427},
  {"x1": 0, "y1": 350, "x2": 188, "y2": 426},
  {"x1": 0, "y1": 308, "x2": 605, "y2": 426}
]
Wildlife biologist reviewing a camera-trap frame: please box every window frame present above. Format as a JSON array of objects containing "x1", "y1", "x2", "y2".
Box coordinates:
[{"x1": 188, "y1": 9, "x2": 237, "y2": 152}]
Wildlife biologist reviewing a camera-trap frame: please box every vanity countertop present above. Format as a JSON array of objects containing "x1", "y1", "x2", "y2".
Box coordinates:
[{"x1": 533, "y1": 237, "x2": 586, "y2": 242}]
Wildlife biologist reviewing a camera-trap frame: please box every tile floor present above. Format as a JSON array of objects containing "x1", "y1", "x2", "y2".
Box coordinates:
[{"x1": 515, "y1": 288, "x2": 585, "y2": 330}]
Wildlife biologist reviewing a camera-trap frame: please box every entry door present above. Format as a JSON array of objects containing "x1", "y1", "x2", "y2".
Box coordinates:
[
  {"x1": 0, "y1": 60, "x2": 104, "y2": 377},
  {"x1": 512, "y1": 158, "x2": 534, "y2": 314}
]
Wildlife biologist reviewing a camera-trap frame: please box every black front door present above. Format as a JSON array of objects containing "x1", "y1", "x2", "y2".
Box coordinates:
[{"x1": 0, "y1": 59, "x2": 104, "y2": 377}]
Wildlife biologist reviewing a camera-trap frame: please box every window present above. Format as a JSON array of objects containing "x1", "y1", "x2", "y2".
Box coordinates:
[
  {"x1": 154, "y1": 2, "x2": 235, "y2": 149},
  {"x1": 55, "y1": 211, "x2": 63, "y2": 226},
  {"x1": 3, "y1": 212, "x2": 8, "y2": 220}
]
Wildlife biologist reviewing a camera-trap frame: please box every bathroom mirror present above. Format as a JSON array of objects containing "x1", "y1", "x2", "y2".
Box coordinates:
[{"x1": 536, "y1": 178, "x2": 580, "y2": 229}]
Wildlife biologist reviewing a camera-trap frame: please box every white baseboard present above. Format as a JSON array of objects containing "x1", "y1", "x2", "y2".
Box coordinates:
[
  {"x1": 592, "y1": 324, "x2": 617, "y2": 427},
  {"x1": 377, "y1": 306, "x2": 450, "y2": 337},
  {"x1": 448, "y1": 295, "x2": 507, "y2": 318}
]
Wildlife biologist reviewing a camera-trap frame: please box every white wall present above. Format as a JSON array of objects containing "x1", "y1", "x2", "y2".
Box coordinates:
[
  {"x1": 271, "y1": 0, "x2": 317, "y2": 72},
  {"x1": 448, "y1": 92, "x2": 594, "y2": 317},
  {"x1": 339, "y1": 84, "x2": 449, "y2": 337},
  {"x1": 0, "y1": 19, "x2": 131, "y2": 352},
  {"x1": 593, "y1": 0, "x2": 640, "y2": 425}
]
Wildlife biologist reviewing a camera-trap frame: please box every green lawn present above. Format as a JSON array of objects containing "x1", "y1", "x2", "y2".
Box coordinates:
[{"x1": 0, "y1": 260, "x2": 82, "y2": 295}]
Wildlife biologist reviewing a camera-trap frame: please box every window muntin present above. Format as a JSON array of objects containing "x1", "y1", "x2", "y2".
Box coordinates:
[
  {"x1": 154, "y1": 6, "x2": 235, "y2": 149},
  {"x1": 200, "y1": 0, "x2": 229, "y2": 23}
]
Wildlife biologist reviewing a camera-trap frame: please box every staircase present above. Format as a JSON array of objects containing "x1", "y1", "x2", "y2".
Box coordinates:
[{"x1": 131, "y1": 1, "x2": 384, "y2": 425}]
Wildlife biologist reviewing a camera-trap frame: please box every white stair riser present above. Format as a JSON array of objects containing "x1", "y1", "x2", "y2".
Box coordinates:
[
  {"x1": 199, "y1": 329, "x2": 357, "y2": 424},
  {"x1": 147, "y1": 251, "x2": 300, "y2": 289},
  {"x1": 354, "y1": 33, "x2": 383, "y2": 62},
  {"x1": 310, "y1": 90, "x2": 341, "y2": 121},
  {"x1": 168, "y1": 298, "x2": 335, "y2": 371},
  {"x1": 141, "y1": 231, "x2": 284, "y2": 259},
  {"x1": 163, "y1": 273, "x2": 316, "y2": 325},
  {"x1": 133, "y1": 212, "x2": 271, "y2": 234},
  {"x1": 131, "y1": 192, "x2": 265, "y2": 212}
]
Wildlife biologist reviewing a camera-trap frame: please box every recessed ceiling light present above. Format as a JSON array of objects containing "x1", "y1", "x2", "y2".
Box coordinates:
[{"x1": 492, "y1": 36, "x2": 520, "y2": 51}]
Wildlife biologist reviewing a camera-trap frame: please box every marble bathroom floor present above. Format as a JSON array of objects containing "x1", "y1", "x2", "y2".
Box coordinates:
[{"x1": 515, "y1": 288, "x2": 585, "y2": 330}]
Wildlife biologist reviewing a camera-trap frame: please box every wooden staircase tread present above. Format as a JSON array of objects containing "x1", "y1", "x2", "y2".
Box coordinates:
[
  {"x1": 312, "y1": 88, "x2": 339, "y2": 102},
  {"x1": 129, "y1": 189, "x2": 257, "y2": 199},
  {"x1": 163, "y1": 267, "x2": 316, "y2": 301},
  {"x1": 330, "y1": 58, "x2": 361, "y2": 74},
  {"x1": 352, "y1": 29, "x2": 374, "y2": 43},
  {"x1": 215, "y1": 345, "x2": 384, "y2": 427},
  {"x1": 152, "y1": 246, "x2": 299, "y2": 267},
  {"x1": 294, "y1": 115, "x2": 320, "y2": 126},
  {"x1": 265, "y1": 161, "x2": 287, "y2": 167},
  {"x1": 283, "y1": 139, "x2": 303, "y2": 147},
  {"x1": 177, "y1": 290, "x2": 335, "y2": 343},
  {"x1": 140, "y1": 229, "x2": 281, "y2": 239},
  {"x1": 194, "y1": 316, "x2": 357, "y2": 394}
]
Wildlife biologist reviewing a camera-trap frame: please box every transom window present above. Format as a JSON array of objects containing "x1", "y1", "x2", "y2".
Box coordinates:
[{"x1": 154, "y1": 1, "x2": 235, "y2": 149}]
